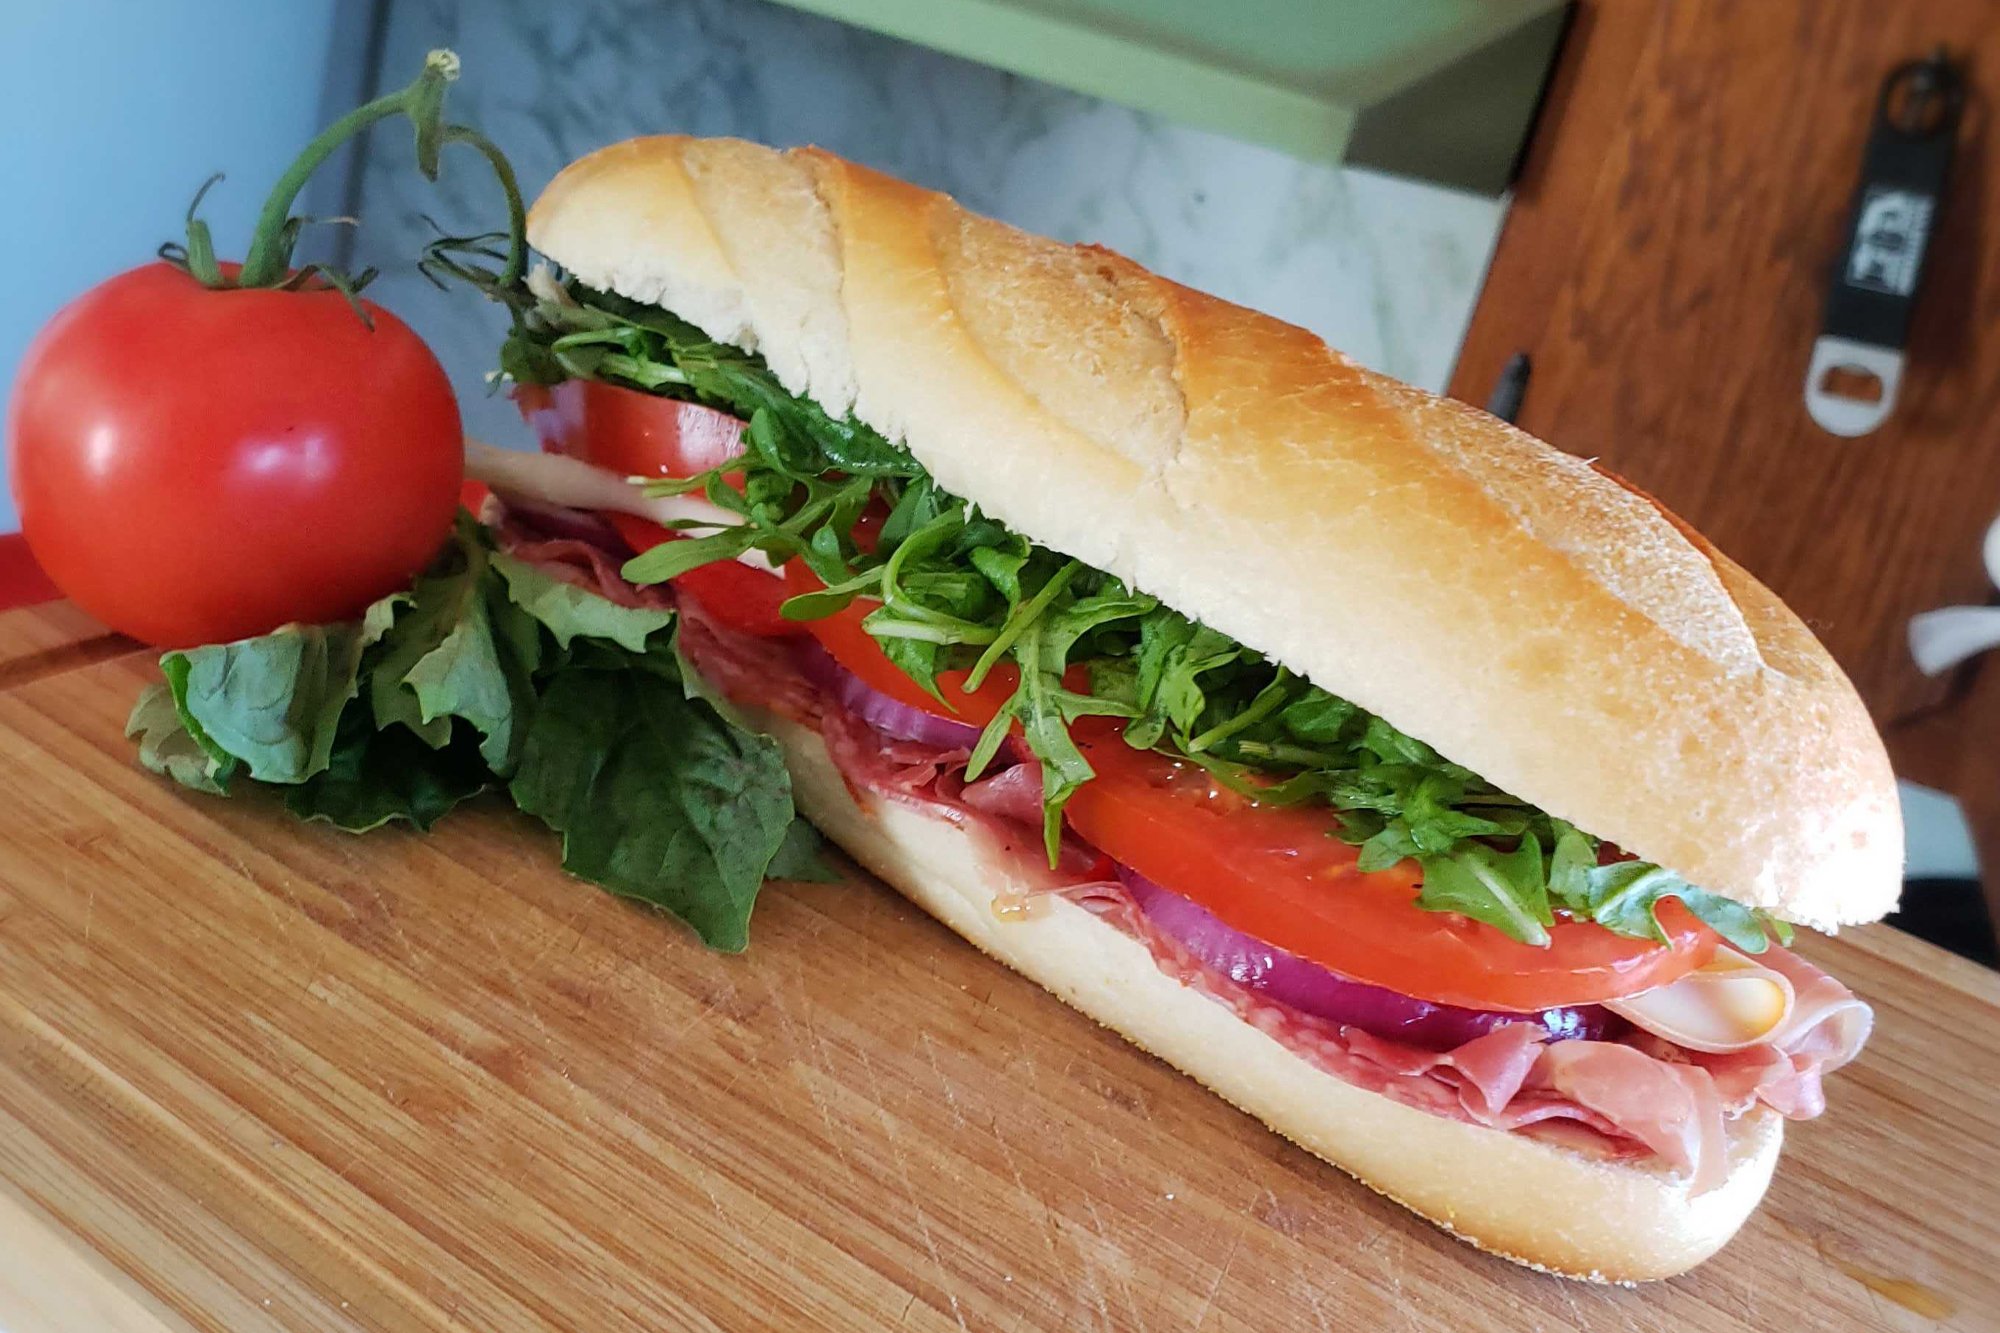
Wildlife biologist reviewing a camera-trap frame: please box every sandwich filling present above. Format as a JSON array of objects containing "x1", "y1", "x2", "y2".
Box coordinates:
[{"x1": 490, "y1": 490, "x2": 1867, "y2": 1193}]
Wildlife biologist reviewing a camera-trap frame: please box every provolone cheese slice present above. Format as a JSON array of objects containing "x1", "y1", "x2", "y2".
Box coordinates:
[
  {"x1": 465, "y1": 438, "x2": 775, "y2": 572},
  {"x1": 1603, "y1": 948, "x2": 1796, "y2": 1053}
]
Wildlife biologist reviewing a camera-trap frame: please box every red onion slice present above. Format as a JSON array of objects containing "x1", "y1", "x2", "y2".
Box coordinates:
[
  {"x1": 1119, "y1": 867, "x2": 1612, "y2": 1048},
  {"x1": 792, "y1": 640, "x2": 1612, "y2": 1050},
  {"x1": 796, "y1": 640, "x2": 984, "y2": 749}
]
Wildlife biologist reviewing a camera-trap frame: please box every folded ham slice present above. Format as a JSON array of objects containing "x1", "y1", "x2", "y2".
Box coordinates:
[
  {"x1": 488, "y1": 496, "x2": 1870, "y2": 1196},
  {"x1": 959, "y1": 763, "x2": 1045, "y2": 826},
  {"x1": 1629, "y1": 947, "x2": 1872, "y2": 1122},
  {"x1": 484, "y1": 496, "x2": 675, "y2": 613}
]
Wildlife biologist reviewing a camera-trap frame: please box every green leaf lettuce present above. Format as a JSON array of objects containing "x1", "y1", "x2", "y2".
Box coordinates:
[{"x1": 125, "y1": 515, "x2": 809, "y2": 950}]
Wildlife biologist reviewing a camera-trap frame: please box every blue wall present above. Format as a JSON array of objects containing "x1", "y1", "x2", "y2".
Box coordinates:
[{"x1": 0, "y1": 0, "x2": 339, "y2": 531}]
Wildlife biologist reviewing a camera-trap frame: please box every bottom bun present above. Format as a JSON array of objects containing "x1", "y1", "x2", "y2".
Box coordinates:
[{"x1": 749, "y1": 706, "x2": 1782, "y2": 1282}]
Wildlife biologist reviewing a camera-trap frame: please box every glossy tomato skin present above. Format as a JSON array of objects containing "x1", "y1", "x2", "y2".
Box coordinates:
[
  {"x1": 605, "y1": 511, "x2": 797, "y2": 639},
  {"x1": 516, "y1": 379, "x2": 745, "y2": 478},
  {"x1": 517, "y1": 382, "x2": 781, "y2": 634},
  {"x1": 1064, "y1": 721, "x2": 1719, "y2": 1011},
  {"x1": 8, "y1": 263, "x2": 462, "y2": 647},
  {"x1": 781, "y1": 558, "x2": 1024, "y2": 723}
]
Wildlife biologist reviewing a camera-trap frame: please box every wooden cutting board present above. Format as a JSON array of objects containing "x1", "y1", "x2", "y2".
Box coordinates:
[{"x1": 0, "y1": 599, "x2": 1993, "y2": 1332}]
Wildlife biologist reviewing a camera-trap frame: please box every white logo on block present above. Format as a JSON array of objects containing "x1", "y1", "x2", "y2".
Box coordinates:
[{"x1": 1846, "y1": 186, "x2": 1934, "y2": 297}]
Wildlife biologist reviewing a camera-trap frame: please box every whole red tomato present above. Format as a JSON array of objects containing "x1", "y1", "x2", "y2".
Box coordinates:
[{"x1": 7, "y1": 262, "x2": 462, "y2": 647}]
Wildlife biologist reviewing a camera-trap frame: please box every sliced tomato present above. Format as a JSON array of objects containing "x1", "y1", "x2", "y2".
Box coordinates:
[
  {"x1": 851, "y1": 500, "x2": 887, "y2": 555},
  {"x1": 1064, "y1": 722, "x2": 1718, "y2": 1011},
  {"x1": 515, "y1": 379, "x2": 746, "y2": 479},
  {"x1": 781, "y1": 559, "x2": 1021, "y2": 723},
  {"x1": 512, "y1": 383, "x2": 779, "y2": 634},
  {"x1": 532, "y1": 389, "x2": 1702, "y2": 1009},
  {"x1": 607, "y1": 512, "x2": 796, "y2": 639}
]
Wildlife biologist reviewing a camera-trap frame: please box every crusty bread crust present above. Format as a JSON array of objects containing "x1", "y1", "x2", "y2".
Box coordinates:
[
  {"x1": 746, "y1": 704, "x2": 1782, "y2": 1282},
  {"x1": 528, "y1": 134, "x2": 1901, "y2": 928}
]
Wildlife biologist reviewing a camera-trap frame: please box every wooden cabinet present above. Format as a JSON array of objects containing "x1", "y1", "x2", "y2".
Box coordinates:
[{"x1": 1449, "y1": 1, "x2": 2000, "y2": 924}]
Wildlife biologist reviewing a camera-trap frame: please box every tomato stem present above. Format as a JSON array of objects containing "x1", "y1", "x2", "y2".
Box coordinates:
[
  {"x1": 437, "y1": 125, "x2": 526, "y2": 290},
  {"x1": 174, "y1": 48, "x2": 525, "y2": 302}
]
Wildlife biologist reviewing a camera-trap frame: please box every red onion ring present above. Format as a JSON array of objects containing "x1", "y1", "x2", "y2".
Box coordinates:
[
  {"x1": 796, "y1": 640, "x2": 983, "y2": 749},
  {"x1": 1119, "y1": 866, "x2": 1612, "y2": 1048}
]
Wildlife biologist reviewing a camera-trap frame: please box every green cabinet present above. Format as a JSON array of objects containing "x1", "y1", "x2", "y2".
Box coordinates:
[{"x1": 766, "y1": 0, "x2": 1569, "y2": 193}]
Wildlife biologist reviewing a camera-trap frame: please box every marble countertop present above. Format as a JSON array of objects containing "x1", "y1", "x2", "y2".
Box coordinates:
[{"x1": 349, "y1": 0, "x2": 1508, "y2": 451}]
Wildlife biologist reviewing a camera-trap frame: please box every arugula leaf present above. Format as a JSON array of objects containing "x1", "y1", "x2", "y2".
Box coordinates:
[
  {"x1": 1354, "y1": 819, "x2": 1421, "y2": 873},
  {"x1": 1572, "y1": 860, "x2": 1776, "y2": 954},
  {"x1": 1417, "y1": 836, "x2": 1553, "y2": 947},
  {"x1": 1547, "y1": 821, "x2": 1599, "y2": 901},
  {"x1": 509, "y1": 656, "x2": 798, "y2": 951},
  {"x1": 1124, "y1": 610, "x2": 1240, "y2": 749},
  {"x1": 504, "y1": 282, "x2": 918, "y2": 481},
  {"x1": 1278, "y1": 689, "x2": 1358, "y2": 744},
  {"x1": 975, "y1": 586, "x2": 1153, "y2": 859},
  {"x1": 491, "y1": 274, "x2": 1796, "y2": 954},
  {"x1": 622, "y1": 522, "x2": 768, "y2": 585},
  {"x1": 878, "y1": 475, "x2": 953, "y2": 550}
]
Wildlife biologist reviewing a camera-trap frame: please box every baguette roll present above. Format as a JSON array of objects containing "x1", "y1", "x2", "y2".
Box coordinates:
[{"x1": 530, "y1": 135, "x2": 1900, "y2": 931}]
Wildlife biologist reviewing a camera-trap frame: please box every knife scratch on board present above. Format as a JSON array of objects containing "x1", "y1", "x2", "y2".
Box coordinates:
[
  {"x1": 917, "y1": 1032, "x2": 968, "y2": 1133},
  {"x1": 1068, "y1": 1256, "x2": 1115, "y2": 1333},
  {"x1": 245, "y1": 866, "x2": 322, "y2": 983},
  {"x1": 693, "y1": 1161, "x2": 762, "y2": 1264},
  {"x1": 791, "y1": 1027, "x2": 863, "y2": 1186},
  {"x1": 478, "y1": 919, "x2": 581, "y2": 1106},
  {"x1": 1300, "y1": 1282, "x2": 1337, "y2": 1333},
  {"x1": 986, "y1": 1112, "x2": 1061, "y2": 1263},
  {"x1": 1076, "y1": 1190, "x2": 1139, "y2": 1331},
  {"x1": 365, "y1": 882, "x2": 423, "y2": 970},
  {"x1": 1189, "y1": 1232, "x2": 1244, "y2": 1332},
  {"x1": 1554, "y1": 1275, "x2": 1589, "y2": 1331},
  {"x1": 669, "y1": 994, "x2": 723, "y2": 1043},
  {"x1": 521, "y1": 904, "x2": 592, "y2": 975},
  {"x1": 856, "y1": 1047, "x2": 972, "y2": 1333}
]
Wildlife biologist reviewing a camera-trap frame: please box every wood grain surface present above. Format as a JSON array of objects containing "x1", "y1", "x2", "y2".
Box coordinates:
[
  {"x1": 0, "y1": 599, "x2": 1992, "y2": 1331},
  {"x1": 1448, "y1": 0, "x2": 2000, "y2": 928},
  {"x1": 1451, "y1": 0, "x2": 2000, "y2": 717},
  {"x1": 0, "y1": 599, "x2": 126, "y2": 691},
  {"x1": 1447, "y1": 1, "x2": 2000, "y2": 906}
]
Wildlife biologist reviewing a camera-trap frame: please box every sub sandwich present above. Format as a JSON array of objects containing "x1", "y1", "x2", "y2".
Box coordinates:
[{"x1": 135, "y1": 136, "x2": 1899, "y2": 1281}]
